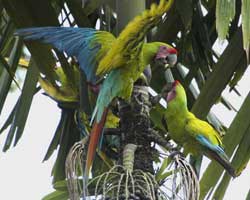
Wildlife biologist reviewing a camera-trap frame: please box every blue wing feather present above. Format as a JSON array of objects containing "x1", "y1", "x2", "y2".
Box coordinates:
[
  {"x1": 15, "y1": 27, "x2": 114, "y2": 83},
  {"x1": 196, "y1": 135, "x2": 226, "y2": 155},
  {"x1": 196, "y1": 134, "x2": 236, "y2": 177}
]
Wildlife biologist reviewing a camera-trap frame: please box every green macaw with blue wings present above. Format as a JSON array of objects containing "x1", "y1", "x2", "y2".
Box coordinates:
[
  {"x1": 163, "y1": 80, "x2": 236, "y2": 177},
  {"x1": 15, "y1": 0, "x2": 177, "y2": 178}
]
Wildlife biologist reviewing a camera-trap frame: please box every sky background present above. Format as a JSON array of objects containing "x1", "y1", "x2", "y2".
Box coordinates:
[{"x1": 0, "y1": 69, "x2": 250, "y2": 199}]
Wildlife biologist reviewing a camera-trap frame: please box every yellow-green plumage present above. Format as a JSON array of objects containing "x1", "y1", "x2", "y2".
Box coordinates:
[
  {"x1": 88, "y1": 0, "x2": 177, "y2": 177},
  {"x1": 95, "y1": 42, "x2": 173, "y2": 122},
  {"x1": 164, "y1": 81, "x2": 236, "y2": 177},
  {"x1": 14, "y1": 0, "x2": 177, "y2": 185},
  {"x1": 96, "y1": 0, "x2": 174, "y2": 75},
  {"x1": 92, "y1": 0, "x2": 175, "y2": 123}
]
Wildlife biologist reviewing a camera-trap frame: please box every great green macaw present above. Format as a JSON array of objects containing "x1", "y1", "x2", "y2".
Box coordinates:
[
  {"x1": 15, "y1": 0, "x2": 177, "y2": 177},
  {"x1": 163, "y1": 80, "x2": 236, "y2": 177}
]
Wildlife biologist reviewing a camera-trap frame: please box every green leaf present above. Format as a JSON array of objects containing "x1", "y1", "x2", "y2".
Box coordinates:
[
  {"x1": 0, "y1": 53, "x2": 20, "y2": 89},
  {"x1": 229, "y1": 55, "x2": 248, "y2": 90},
  {"x1": 82, "y1": 0, "x2": 103, "y2": 15},
  {"x1": 212, "y1": 123, "x2": 250, "y2": 200},
  {"x1": 0, "y1": 37, "x2": 22, "y2": 114},
  {"x1": 65, "y1": 0, "x2": 93, "y2": 27},
  {"x1": 79, "y1": 71, "x2": 92, "y2": 116},
  {"x1": 150, "y1": 104, "x2": 167, "y2": 132},
  {"x1": 200, "y1": 89, "x2": 250, "y2": 199},
  {"x1": 156, "y1": 156, "x2": 172, "y2": 182},
  {"x1": 3, "y1": 0, "x2": 59, "y2": 83},
  {"x1": 52, "y1": 109, "x2": 80, "y2": 183},
  {"x1": 0, "y1": 100, "x2": 17, "y2": 134},
  {"x1": 14, "y1": 59, "x2": 39, "y2": 145},
  {"x1": 91, "y1": 150, "x2": 111, "y2": 178},
  {"x1": 191, "y1": 29, "x2": 245, "y2": 119},
  {"x1": 0, "y1": 19, "x2": 15, "y2": 55},
  {"x1": 242, "y1": 0, "x2": 250, "y2": 56},
  {"x1": 151, "y1": 0, "x2": 180, "y2": 43},
  {"x1": 42, "y1": 190, "x2": 68, "y2": 200},
  {"x1": 246, "y1": 188, "x2": 250, "y2": 200},
  {"x1": 3, "y1": 59, "x2": 39, "y2": 151},
  {"x1": 216, "y1": 0, "x2": 236, "y2": 39},
  {"x1": 176, "y1": 0, "x2": 192, "y2": 30},
  {"x1": 53, "y1": 180, "x2": 68, "y2": 191},
  {"x1": 150, "y1": 66, "x2": 167, "y2": 93},
  {"x1": 43, "y1": 111, "x2": 67, "y2": 161}
]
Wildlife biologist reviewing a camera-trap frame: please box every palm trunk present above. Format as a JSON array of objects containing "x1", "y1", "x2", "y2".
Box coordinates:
[{"x1": 118, "y1": 86, "x2": 155, "y2": 174}]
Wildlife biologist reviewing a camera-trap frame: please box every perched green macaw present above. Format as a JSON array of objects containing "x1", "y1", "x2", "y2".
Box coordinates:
[
  {"x1": 15, "y1": 0, "x2": 177, "y2": 178},
  {"x1": 164, "y1": 80, "x2": 236, "y2": 177}
]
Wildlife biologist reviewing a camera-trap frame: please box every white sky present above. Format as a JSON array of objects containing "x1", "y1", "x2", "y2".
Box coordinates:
[
  {"x1": 0, "y1": 91, "x2": 60, "y2": 199},
  {"x1": 0, "y1": 69, "x2": 250, "y2": 199}
]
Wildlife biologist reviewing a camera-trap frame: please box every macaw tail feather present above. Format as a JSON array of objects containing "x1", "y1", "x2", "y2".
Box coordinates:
[
  {"x1": 196, "y1": 135, "x2": 236, "y2": 177},
  {"x1": 85, "y1": 108, "x2": 108, "y2": 177},
  {"x1": 208, "y1": 149, "x2": 236, "y2": 178}
]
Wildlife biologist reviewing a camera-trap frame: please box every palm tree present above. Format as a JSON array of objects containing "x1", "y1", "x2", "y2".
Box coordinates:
[{"x1": 0, "y1": 0, "x2": 250, "y2": 199}]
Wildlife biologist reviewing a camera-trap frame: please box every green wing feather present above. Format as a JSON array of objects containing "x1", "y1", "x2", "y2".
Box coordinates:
[
  {"x1": 184, "y1": 114, "x2": 223, "y2": 147},
  {"x1": 97, "y1": 0, "x2": 174, "y2": 75},
  {"x1": 95, "y1": 69, "x2": 134, "y2": 122}
]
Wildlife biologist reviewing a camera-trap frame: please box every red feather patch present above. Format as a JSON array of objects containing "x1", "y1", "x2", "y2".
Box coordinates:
[
  {"x1": 85, "y1": 108, "x2": 108, "y2": 175},
  {"x1": 168, "y1": 48, "x2": 178, "y2": 54},
  {"x1": 173, "y1": 80, "x2": 180, "y2": 87}
]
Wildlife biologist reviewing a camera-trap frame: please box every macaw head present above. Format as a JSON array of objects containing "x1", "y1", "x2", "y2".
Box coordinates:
[
  {"x1": 142, "y1": 42, "x2": 177, "y2": 68},
  {"x1": 164, "y1": 80, "x2": 187, "y2": 108},
  {"x1": 155, "y1": 44, "x2": 177, "y2": 68}
]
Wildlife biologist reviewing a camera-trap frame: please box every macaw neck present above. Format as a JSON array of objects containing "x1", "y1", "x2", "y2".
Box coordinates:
[
  {"x1": 142, "y1": 43, "x2": 160, "y2": 66},
  {"x1": 166, "y1": 97, "x2": 189, "y2": 118}
]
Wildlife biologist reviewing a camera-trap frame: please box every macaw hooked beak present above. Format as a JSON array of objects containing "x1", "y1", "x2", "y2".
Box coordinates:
[
  {"x1": 155, "y1": 53, "x2": 177, "y2": 68},
  {"x1": 165, "y1": 54, "x2": 177, "y2": 68}
]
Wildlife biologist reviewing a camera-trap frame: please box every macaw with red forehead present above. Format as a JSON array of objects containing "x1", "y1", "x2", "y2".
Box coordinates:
[
  {"x1": 16, "y1": 0, "x2": 177, "y2": 176},
  {"x1": 164, "y1": 80, "x2": 236, "y2": 177}
]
